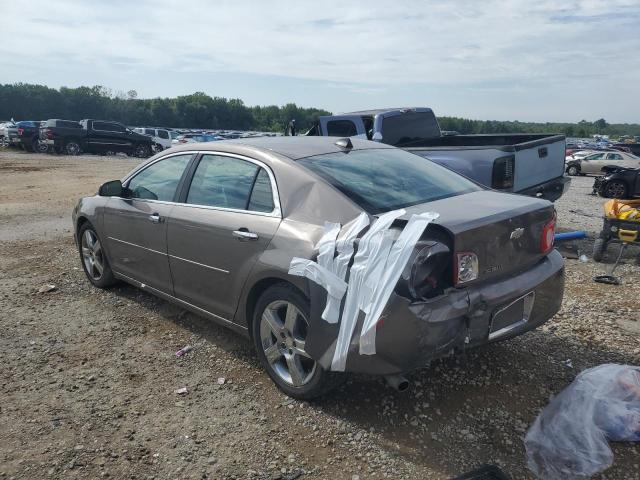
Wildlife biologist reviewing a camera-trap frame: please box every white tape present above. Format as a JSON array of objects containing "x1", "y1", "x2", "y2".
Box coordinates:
[
  {"x1": 359, "y1": 211, "x2": 439, "y2": 355},
  {"x1": 330, "y1": 209, "x2": 406, "y2": 372},
  {"x1": 288, "y1": 258, "x2": 347, "y2": 302},
  {"x1": 332, "y1": 212, "x2": 370, "y2": 280},
  {"x1": 313, "y1": 222, "x2": 343, "y2": 323}
]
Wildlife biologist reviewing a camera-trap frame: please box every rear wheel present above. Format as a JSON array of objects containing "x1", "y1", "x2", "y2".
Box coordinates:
[
  {"x1": 567, "y1": 164, "x2": 580, "y2": 176},
  {"x1": 78, "y1": 223, "x2": 116, "y2": 288},
  {"x1": 34, "y1": 139, "x2": 49, "y2": 153},
  {"x1": 603, "y1": 181, "x2": 628, "y2": 199},
  {"x1": 252, "y1": 283, "x2": 342, "y2": 399}
]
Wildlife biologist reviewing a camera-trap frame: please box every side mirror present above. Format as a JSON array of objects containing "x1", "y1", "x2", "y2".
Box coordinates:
[
  {"x1": 99, "y1": 180, "x2": 124, "y2": 197},
  {"x1": 372, "y1": 132, "x2": 383, "y2": 142}
]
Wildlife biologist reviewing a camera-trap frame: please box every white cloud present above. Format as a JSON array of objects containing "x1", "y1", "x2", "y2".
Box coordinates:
[{"x1": 1, "y1": 0, "x2": 639, "y2": 121}]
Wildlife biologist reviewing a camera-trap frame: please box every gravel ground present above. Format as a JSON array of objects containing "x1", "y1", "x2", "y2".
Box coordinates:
[{"x1": 1, "y1": 148, "x2": 639, "y2": 480}]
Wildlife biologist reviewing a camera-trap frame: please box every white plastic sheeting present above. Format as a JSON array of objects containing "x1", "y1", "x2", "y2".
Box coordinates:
[
  {"x1": 525, "y1": 363, "x2": 640, "y2": 479},
  {"x1": 288, "y1": 209, "x2": 439, "y2": 372}
]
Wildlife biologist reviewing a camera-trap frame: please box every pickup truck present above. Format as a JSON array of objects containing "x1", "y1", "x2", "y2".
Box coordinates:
[
  {"x1": 306, "y1": 108, "x2": 570, "y2": 201},
  {"x1": 12, "y1": 121, "x2": 48, "y2": 152},
  {"x1": 40, "y1": 119, "x2": 153, "y2": 157}
]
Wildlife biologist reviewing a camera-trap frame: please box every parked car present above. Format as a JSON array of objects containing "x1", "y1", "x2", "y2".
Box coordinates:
[
  {"x1": 171, "y1": 133, "x2": 221, "y2": 145},
  {"x1": 132, "y1": 127, "x2": 175, "y2": 151},
  {"x1": 13, "y1": 120, "x2": 48, "y2": 152},
  {"x1": 48, "y1": 119, "x2": 153, "y2": 156},
  {"x1": 39, "y1": 119, "x2": 83, "y2": 153},
  {"x1": 0, "y1": 121, "x2": 16, "y2": 146},
  {"x1": 306, "y1": 108, "x2": 570, "y2": 202},
  {"x1": 594, "y1": 166, "x2": 640, "y2": 199},
  {"x1": 569, "y1": 151, "x2": 640, "y2": 176},
  {"x1": 613, "y1": 143, "x2": 640, "y2": 156},
  {"x1": 73, "y1": 137, "x2": 564, "y2": 399},
  {"x1": 565, "y1": 150, "x2": 597, "y2": 163}
]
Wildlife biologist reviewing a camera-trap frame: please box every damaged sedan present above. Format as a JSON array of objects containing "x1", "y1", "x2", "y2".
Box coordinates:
[{"x1": 72, "y1": 137, "x2": 564, "y2": 399}]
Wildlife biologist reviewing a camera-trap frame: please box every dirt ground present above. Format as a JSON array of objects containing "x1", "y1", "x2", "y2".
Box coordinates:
[{"x1": 1, "y1": 148, "x2": 639, "y2": 480}]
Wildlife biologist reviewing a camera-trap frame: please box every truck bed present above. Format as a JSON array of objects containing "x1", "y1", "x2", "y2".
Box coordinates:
[{"x1": 401, "y1": 133, "x2": 565, "y2": 150}]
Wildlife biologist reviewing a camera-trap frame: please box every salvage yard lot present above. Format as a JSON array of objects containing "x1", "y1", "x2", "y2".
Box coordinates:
[{"x1": 1, "y1": 148, "x2": 639, "y2": 479}]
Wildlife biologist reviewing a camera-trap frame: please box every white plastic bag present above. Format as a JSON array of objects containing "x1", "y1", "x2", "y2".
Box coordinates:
[{"x1": 525, "y1": 364, "x2": 640, "y2": 479}]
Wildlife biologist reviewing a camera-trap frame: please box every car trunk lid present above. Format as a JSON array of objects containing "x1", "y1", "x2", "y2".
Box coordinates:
[{"x1": 397, "y1": 190, "x2": 555, "y2": 284}]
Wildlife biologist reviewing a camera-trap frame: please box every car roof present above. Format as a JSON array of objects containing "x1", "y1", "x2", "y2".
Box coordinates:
[
  {"x1": 339, "y1": 107, "x2": 434, "y2": 116},
  {"x1": 188, "y1": 136, "x2": 396, "y2": 160}
]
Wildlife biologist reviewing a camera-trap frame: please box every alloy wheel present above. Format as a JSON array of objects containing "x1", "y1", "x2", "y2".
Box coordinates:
[
  {"x1": 259, "y1": 300, "x2": 316, "y2": 387},
  {"x1": 135, "y1": 144, "x2": 149, "y2": 158},
  {"x1": 605, "y1": 182, "x2": 626, "y2": 198},
  {"x1": 81, "y1": 230, "x2": 104, "y2": 281},
  {"x1": 66, "y1": 142, "x2": 80, "y2": 155}
]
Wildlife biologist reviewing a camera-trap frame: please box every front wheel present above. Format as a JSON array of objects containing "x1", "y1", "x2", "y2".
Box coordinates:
[
  {"x1": 603, "y1": 181, "x2": 628, "y2": 199},
  {"x1": 65, "y1": 141, "x2": 81, "y2": 156},
  {"x1": 567, "y1": 165, "x2": 580, "y2": 176},
  {"x1": 78, "y1": 223, "x2": 117, "y2": 288},
  {"x1": 252, "y1": 283, "x2": 343, "y2": 399},
  {"x1": 134, "y1": 143, "x2": 151, "y2": 158}
]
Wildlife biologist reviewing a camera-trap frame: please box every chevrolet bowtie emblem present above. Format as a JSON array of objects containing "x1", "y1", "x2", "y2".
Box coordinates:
[{"x1": 510, "y1": 227, "x2": 525, "y2": 240}]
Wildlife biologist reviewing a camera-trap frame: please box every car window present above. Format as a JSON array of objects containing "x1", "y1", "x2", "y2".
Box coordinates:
[
  {"x1": 169, "y1": 131, "x2": 179, "y2": 139},
  {"x1": 607, "y1": 153, "x2": 623, "y2": 160},
  {"x1": 326, "y1": 120, "x2": 357, "y2": 137},
  {"x1": 187, "y1": 155, "x2": 260, "y2": 210},
  {"x1": 127, "y1": 154, "x2": 192, "y2": 201},
  {"x1": 299, "y1": 149, "x2": 480, "y2": 214},
  {"x1": 248, "y1": 168, "x2": 275, "y2": 213},
  {"x1": 145, "y1": 129, "x2": 155, "y2": 136},
  {"x1": 586, "y1": 153, "x2": 605, "y2": 160},
  {"x1": 158, "y1": 130, "x2": 169, "y2": 139}
]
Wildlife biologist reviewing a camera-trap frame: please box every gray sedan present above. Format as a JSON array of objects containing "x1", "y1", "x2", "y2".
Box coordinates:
[{"x1": 73, "y1": 137, "x2": 564, "y2": 398}]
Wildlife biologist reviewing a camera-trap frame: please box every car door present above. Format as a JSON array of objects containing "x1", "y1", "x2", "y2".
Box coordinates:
[
  {"x1": 581, "y1": 153, "x2": 605, "y2": 174},
  {"x1": 319, "y1": 115, "x2": 367, "y2": 138},
  {"x1": 103, "y1": 153, "x2": 194, "y2": 293},
  {"x1": 167, "y1": 152, "x2": 281, "y2": 322}
]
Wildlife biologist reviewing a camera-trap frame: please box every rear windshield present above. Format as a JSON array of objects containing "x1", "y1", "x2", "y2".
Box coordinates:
[
  {"x1": 298, "y1": 149, "x2": 480, "y2": 214},
  {"x1": 381, "y1": 111, "x2": 441, "y2": 147}
]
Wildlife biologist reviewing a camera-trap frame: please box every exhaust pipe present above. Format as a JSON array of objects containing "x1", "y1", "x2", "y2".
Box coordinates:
[{"x1": 384, "y1": 374, "x2": 409, "y2": 392}]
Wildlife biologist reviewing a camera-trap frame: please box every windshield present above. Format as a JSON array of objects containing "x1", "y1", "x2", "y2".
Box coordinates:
[{"x1": 298, "y1": 149, "x2": 480, "y2": 214}]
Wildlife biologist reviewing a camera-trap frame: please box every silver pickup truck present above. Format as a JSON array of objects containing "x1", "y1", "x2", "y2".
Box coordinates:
[{"x1": 306, "y1": 108, "x2": 570, "y2": 201}]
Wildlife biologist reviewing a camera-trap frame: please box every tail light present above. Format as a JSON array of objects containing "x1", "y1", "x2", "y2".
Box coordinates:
[
  {"x1": 454, "y1": 252, "x2": 479, "y2": 285},
  {"x1": 46, "y1": 128, "x2": 54, "y2": 139},
  {"x1": 540, "y1": 213, "x2": 556, "y2": 254},
  {"x1": 492, "y1": 155, "x2": 515, "y2": 190},
  {"x1": 17, "y1": 128, "x2": 24, "y2": 136}
]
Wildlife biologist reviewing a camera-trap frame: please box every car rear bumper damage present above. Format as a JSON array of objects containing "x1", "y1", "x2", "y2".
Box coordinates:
[
  {"x1": 337, "y1": 249, "x2": 565, "y2": 375},
  {"x1": 518, "y1": 176, "x2": 571, "y2": 202}
]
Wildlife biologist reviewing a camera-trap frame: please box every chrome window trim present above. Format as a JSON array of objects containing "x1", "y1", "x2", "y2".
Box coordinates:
[{"x1": 122, "y1": 150, "x2": 283, "y2": 218}]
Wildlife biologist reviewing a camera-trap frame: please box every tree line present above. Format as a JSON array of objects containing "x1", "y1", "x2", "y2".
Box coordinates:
[{"x1": 1, "y1": 83, "x2": 638, "y2": 137}]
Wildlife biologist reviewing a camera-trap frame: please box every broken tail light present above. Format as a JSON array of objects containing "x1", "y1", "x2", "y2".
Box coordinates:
[{"x1": 454, "y1": 252, "x2": 479, "y2": 285}]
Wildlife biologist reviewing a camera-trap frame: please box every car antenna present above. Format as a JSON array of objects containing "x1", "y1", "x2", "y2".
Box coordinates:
[{"x1": 335, "y1": 138, "x2": 353, "y2": 149}]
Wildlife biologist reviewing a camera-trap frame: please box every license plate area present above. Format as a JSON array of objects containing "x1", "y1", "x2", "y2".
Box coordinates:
[{"x1": 488, "y1": 291, "x2": 535, "y2": 341}]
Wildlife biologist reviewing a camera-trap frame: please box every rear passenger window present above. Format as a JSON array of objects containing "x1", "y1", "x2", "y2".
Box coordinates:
[
  {"x1": 158, "y1": 130, "x2": 170, "y2": 139},
  {"x1": 187, "y1": 155, "x2": 258, "y2": 210},
  {"x1": 248, "y1": 169, "x2": 275, "y2": 212},
  {"x1": 145, "y1": 129, "x2": 155, "y2": 136},
  {"x1": 607, "y1": 154, "x2": 623, "y2": 160},
  {"x1": 326, "y1": 120, "x2": 357, "y2": 137}
]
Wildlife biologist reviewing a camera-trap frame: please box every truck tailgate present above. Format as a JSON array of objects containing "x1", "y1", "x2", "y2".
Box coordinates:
[{"x1": 513, "y1": 136, "x2": 565, "y2": 191}]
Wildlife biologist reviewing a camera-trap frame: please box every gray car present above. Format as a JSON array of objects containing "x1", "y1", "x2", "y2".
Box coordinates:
[{"x1": 72, "y1": 137, "x2": 564, "y2": 399}]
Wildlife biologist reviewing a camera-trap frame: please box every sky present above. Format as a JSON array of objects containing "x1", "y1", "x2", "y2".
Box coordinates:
[{"x1": 2, "y1": 0, "x2": 639, "y2": 123}]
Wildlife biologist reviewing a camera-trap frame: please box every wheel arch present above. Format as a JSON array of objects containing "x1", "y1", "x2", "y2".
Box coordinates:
[{"x1": 242, "y1": 276, "x2": 308, "y2": 339}]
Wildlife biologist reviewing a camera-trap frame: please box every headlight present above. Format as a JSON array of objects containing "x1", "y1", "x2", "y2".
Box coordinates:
[{"x1": 455, "y1": 252, "x2": 479, "y2": 285}]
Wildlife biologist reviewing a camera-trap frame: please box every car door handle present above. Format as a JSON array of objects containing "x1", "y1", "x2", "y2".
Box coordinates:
[
  {"x1": 233, "y1": 229, "x2": 258, "y2": 241},
  {"x1": 148, "y1": 213, "x2": 162, "y2": 223}
]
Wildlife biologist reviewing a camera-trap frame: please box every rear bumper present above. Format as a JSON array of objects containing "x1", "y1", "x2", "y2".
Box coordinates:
[
  {"x1": 518, "y1": 176, "x2": 571, "y2": 202},
  {"x1": 341, "y1": 249, "x2": 565, "y2": 375}
]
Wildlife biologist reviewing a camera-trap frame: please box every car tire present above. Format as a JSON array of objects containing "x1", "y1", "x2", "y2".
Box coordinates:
[
  {"x1": 567, "y1": 165, "x2": 580, "y2": 176},
  {"x1": 592, "y1": 238, "x2": 608, "y2": 263},
  {"x1": 78, "y1": 222, "x2": 117, "y2": 288},
  {"x1": 134, "y1": 143, "x2": 151, "y2": 158},
  {"x1": 252, "y1": 283, "x2": 343, "y2": 400},
  {"x1": 603, "y1": 181, "x2": 628, "y2": 199},
  {"x1": 65, "y1": 141, "x2": 81, "y2": 156},
  {"x1": 34, "y1": 139, "x2": 49, "y2": 153}
]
